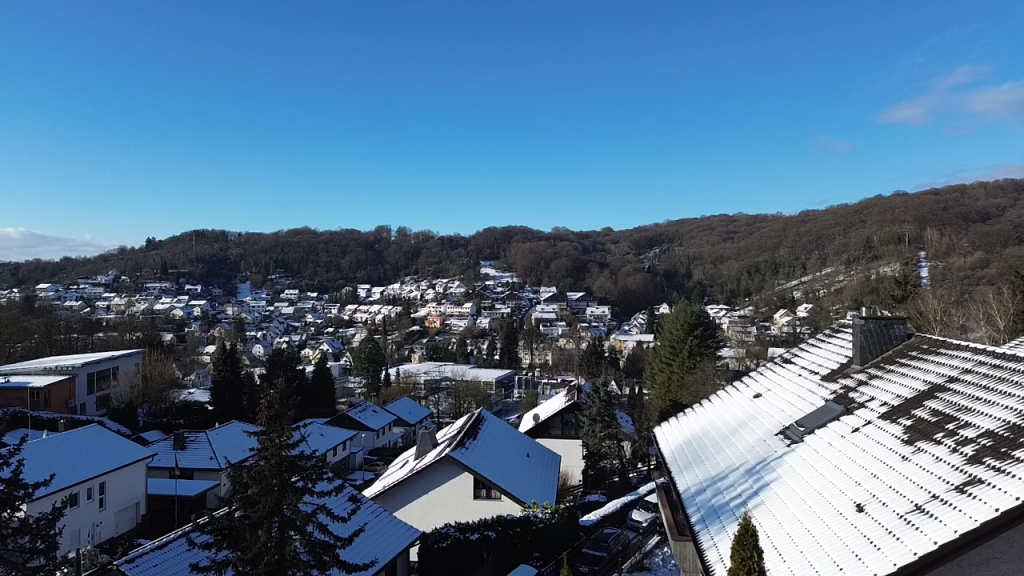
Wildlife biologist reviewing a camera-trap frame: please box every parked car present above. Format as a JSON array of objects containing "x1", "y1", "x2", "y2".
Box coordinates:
[
  {"x1": 574, "y1": 490, "x2": 608, "y2": 518},
  {"x1": 573, "y1": 528, "x2": 629, "y2": 575},
  {"x1": 363, "y1": 461, "x2": 388, "y2": 473},
  {"x1": 626, "y1": 493, "x2": 659, "y2": 532}
]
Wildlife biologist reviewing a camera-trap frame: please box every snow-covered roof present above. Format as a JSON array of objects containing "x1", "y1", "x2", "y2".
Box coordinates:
[
  {"x1": 383, "y1": 396, "x2": 432, "y2": 426},
  {"x1": 2, "y1": 428, "x2": 47, "y2": 445},
  {"x1": 115, "y1": 483, "x2": 421, "y2": 576},
  {"x1": 148, "y1": 421, "x2": 259, "y2": 470},
  {"x1": 0, "y1": 349, "x2": 143, "y2": 374},
  {"x1": 0, "y1": 374, "x2": 71, "y2": 388},
  {"x1": 136, "y1": 430, "x2": 169, "y2": 443},
  {"x1": 328, "y1": 401, "x2": 397, "y2": 432},
  {"x1": 296, "y1": 421, "x2": 357, "y2": 456},
  {"x1": 3, "y1": 424, "x2": 153, "y2": 500},
  {"x1": 147, "y1": 478, "x2": 220, "y2": 498},
  {"x1": 579, "y1": 481, "x2": 657, "y2": 526},
  {"x1": 655, "y1": 325, "x2": 1024, "y2": 576},
  {"x1": 364, "y1": 409, "x2": 559, "y2": 507},
  {"x1": 172, "y1": 388, "x2": 211, "y2": 403},
  {"x1": 518, "y1": 384, "x2": 584, "y2": 434},
  {"x1": 388, "y1": 362, "x2": 515, "y2": 383},
  {"x1": 999, "y1": 335, "x2": 1024, "y2": 354}
]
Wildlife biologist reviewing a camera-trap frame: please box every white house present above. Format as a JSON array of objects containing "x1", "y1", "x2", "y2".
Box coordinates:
[
  {"x1": 326, "y1": 402, "x2": 399, "y2": 451},
  {"x1": 9, "y1": 424, "x2": 154, "y2": 557},
  {"x1": 364, "y1": 409, "x2": 559, "y2": 560},
  {"x1": 295, "y1": 419, "x2": 358, "y2": 472},
  {"x1": 382, "y1": 396, "x2": 433, "y2": 447},
  {"x1": 145, "y1": 421, "x2": 259, "y2": 510},
  {"x1": 0, "y1": 349, "x2": 144, "y2": 416},
  {"x1": 109, "y1": 482, "x2": 421, "y2": 576}
]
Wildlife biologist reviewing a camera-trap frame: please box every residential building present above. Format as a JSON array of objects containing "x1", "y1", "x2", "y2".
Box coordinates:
[
  {"x1": 0, "y1": 374, "x2": 77, "y2": 414},
  {"x1": 7, "y1": 424, "x2": 154, "y2": 557},
  {"x1": 326, "y1": 401, "x2": 399, "y2": 451},
  {"x1": 146, "y1": 421, "x2": 259, "y2": 510},
  {"x1": 104, "y1": 482, "x2": 421, "y2": 576},
  {"x1": 387, "y1": 363, "x2": 515, "y2": 396},
  {"x1": 518, "y1": 384, "x2": 586, "y2": 482},
  {"x1": 382, "y1": 396, "x2": 433, "y2": 447},
  {"x1": 295, "y1": 419, "x2": 358, "y2": 472},
  {"x1": 364, "y1": 409, "x2": 559, "y2": 560},
  {"x1": 654, "y1": 318, "x2": 1024, "y2": 576},
  {"x1": 0, "y1": 349, "x2": 144, "y2": 416}
]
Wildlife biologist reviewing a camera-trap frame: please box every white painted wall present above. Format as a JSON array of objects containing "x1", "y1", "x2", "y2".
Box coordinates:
[
  {"x1": 76, "y1": 352, "x2": 144, "y2": 415},
  {"x1": 28, "y1": 460, "x2": 149, "y2": 557},
  {"x1": 538, "y1": 438, "x2": 584, "y2": 483},
  {"x1": 373, "y1": 460, "x2": 522, "y2": 560}
]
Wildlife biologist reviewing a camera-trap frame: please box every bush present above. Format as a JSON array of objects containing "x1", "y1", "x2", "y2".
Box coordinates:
[{"x1": 418, "y1": 503, "x2": 580, "y2": 576}]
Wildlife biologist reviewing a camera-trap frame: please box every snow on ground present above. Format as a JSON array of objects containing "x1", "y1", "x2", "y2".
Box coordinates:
[
  {"x1": 627, "y1": 542, "x2": 679, "y2": 576},
  {"x1": 579, "y1": 481, "x2": 656, "y2": 526}
]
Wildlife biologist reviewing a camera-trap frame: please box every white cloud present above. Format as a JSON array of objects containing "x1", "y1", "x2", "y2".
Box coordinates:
[
  {"x1": 913, "y1": 162, "x2": 1024, "y2": 190},
  {"x1": 0, "y1": 228, "x2": 119, "y2": 262},
  {"x1": 879, "y1": 65, "x2": 1024, "y2": 128},
  {"x1": 813, "y1": 135, "x2": 854, "y2": 154}
]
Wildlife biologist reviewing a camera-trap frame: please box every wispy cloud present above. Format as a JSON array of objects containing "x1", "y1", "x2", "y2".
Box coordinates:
[
  {"x1": 0, "y1": 228, "x2": 119, "y2": 262},
  {"x1": 813, "y1": 135, "x2": 854, "y2": 154},
  {"x1": 913, "y1": 162, "x2": 1024, "y2": 190},
  {"x1": 880, "y1": 65, "x2": 1024, "y2": 128}
]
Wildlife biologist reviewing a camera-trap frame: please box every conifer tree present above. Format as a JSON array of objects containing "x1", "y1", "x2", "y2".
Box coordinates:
[
  {"x1": 727, "y1": 511, "x2": 766, "y2": 576},
  {"x1": 578, "y1": 337, "x2": 607, "y2": 382},
  {"x1": 0, "y1": 435, "x2": 70, "y2": 574},
  {"x1": 454, "y1": 336, "x2": 470, "y2": 364},
  {"x1": 353, "y1": 335, "x2": 386, "y2": 397},
  {"x1": 645, "y1": 299, "x2": 723, "y2": 421},
  {"x1": 307, "y1": 355, "x2": 337, "y2": 418},
  {"x1": 497, "y1": 319, "x2": 520, "y2": 370},
  {"x1": 261, "y1": 349, "x2": 306, "y2": 421},
  {"x1": 520, "y1": 389, "x2": 540, "y2": 415},
  {"x1": 580, "y1": 379, "x2": 624, "y2": 490},
  {"x1": 211, "y1": 341, "x2": 246, "y2": 423},
  {"x1": 188, "y1": 383, "x2": 373, "y2": 576}
]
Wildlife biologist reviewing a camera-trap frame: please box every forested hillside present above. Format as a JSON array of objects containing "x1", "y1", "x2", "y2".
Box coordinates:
[{"x1": 4, "y1": 179, "x2": 1024, "y2": 314}]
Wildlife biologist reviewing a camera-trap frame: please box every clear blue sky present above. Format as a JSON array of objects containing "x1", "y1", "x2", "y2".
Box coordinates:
[{"x1": 2, "y1": 1, "x2": 1024, "y2": 258}]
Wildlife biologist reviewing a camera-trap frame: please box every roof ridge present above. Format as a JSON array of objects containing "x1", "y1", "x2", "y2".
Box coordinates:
[
  {"x1": 916, "y1": 333, "x2": 1024, "y2": 358},
  {"x1": 448, "y1": 408, "x2": 485, "y2": 453}
]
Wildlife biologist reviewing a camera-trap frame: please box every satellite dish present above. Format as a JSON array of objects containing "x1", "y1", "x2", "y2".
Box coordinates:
[{"x1": 532, "y1": 413, "x2": 541, "y2": 423}]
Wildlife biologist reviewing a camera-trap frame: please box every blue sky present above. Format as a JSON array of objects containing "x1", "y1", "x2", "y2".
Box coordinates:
[{"x1": 2, "y1": 1, "x2": 1024, "y2": 259}]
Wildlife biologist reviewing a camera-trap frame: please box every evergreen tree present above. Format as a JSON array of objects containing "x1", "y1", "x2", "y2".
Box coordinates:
[
  {"x1": 211, "y1": 342, "x2": 246, "y2": 423},
  {"x1": 0, "y1": 435, "x2": 70, "y2": 574},
  {"x1": 727, "y1": 511, "x2": 766, "y2": 576},
  {"x1": 645, "y1": 299, "x2": 723, "y2": 421},
  {"x1": 241, "y1": 370, "x2": 260, "y2": 423},
  {"x1": 520, "y1": 389, "x2": 540, "y2": 415},
  {"x1": 353, "y1": 335, "x2": 386, "y2": 398},
  {"x1": 307, "y1": 355, "x2": 337, "y2": 418},
  {"x1": 497, "y1": 319, "x2": 520, "y2": 370},
  {"x1": 454, "y1": 336, "x2": 470, "y2": 365},
  {"x1": 483, "y1": 339, "x2": 497, "y2": 368},
  {"x1": 622, "y1": 345, "x2": 648, "y2": 380},
  {"x1": 625, "y1": 383, "x2": 653, "y2": 470},
  {"x1": 261, "y1": 349, "x2": 306, "y2": 421},
  {"x1": 644, "y1": 306, "x2": 660, "y2": 335},
  {"x1": 580, "y1": 380, "x2": 624, "y2": 490},
  {"x1": 188, "y1": 383, "x2": 374, "y2": 576},
  {"x1": 381, "y1": 366, "x2": 392, "y2": 388},
  {"x1": 578, "y1": 337, "x2": 607, "y2": 382}
]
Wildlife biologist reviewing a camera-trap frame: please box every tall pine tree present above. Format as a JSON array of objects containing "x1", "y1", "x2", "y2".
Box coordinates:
[
  {"x1": 645, "y1": 299, "x2": 723, "y2": 421},
  {"x1": 353, "y1": 335, "x2": 386, "y2": 398},
  {"x1": 497, "y1": 318, "x2": 520, "y2": 370},
  {"x1": 307, "y1": 355, "x2": 338, "y2": 418},
  {"x1": 727, "y1": 511, "x2": 766, "y2": 576},
  {"x1": 211, "y1": 341, "x2": 246, "y2": 423},
  {"x1": 580, "y1": 380, "x2": 624, "y2": 490},
  {"x1": 261, "y1": 349, "x2": 306, "y2": 421},
  {"x1": 0, "y1": 435, "x2": 70, "y2": 574},
  {"x1": 188, "y1": 383, "x2": 373, "y2": 576}
]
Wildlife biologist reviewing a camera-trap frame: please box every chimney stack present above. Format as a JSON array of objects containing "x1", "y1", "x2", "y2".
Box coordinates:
[
  {"x1": 173, "y1": 431, "x2": 186, "y2": 450},
  {"x1": 414, "y1": 428, "x2": 438, "y2": 460},
  {"x1": 852, "y1": 316, "x2": 911, "y2": 368},
  {"x1": 58, "y1": 419, "x2": 65, "y2": 433}
]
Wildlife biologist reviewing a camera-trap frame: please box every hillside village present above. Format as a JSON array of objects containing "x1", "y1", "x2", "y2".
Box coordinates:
[{"x1": 8, "y1": 257, "x2": 1024, "y2": 576}]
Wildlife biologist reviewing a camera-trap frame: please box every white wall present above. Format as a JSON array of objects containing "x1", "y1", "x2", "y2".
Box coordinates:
[
  {"x1": 76, "y1": 352, "x2": 144, "y2": 415},
  {"x1": 28, "y1": 460, "x2": 149, "y2": 557},
  {"x1": 373, "y1": 460, "x2": 522, "y2": 560},
  {"x1": 538, "y1": 438, "x2": 584, "y2": 484}
]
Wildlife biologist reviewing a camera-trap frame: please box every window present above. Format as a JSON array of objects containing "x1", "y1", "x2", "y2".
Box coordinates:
[
  {"x1": 68, "y1": 491, "x2": 80, "y2": 509},
  {"x1": 87, "y1": 372, "x2": 96, "y2": 395},
  {"x1": 43, "y1": 389, "x2": 51, "y2": 409},
  {"x1": 87, "y1": 367, "x2": 120, "y2": 396},
  {"x1": 170, "y1": 469, "x2": 194, "y2": 480},
  {"x1": 98, "y1": 482, "x2": 106, "y2": 510},
  {"x1": 95, "y1": 394, "x2": 112, "y2": 411},
  {"x1": 86, "y1": 487, "x2": 94, "y2": 502},
  {"x1": 79, "y1": 402, "x2": 86, "y2": 415},
  {"x1": 473, "y1": 478, "x2": 501, "y2": 500},
  {"x1": 332, "y1": 447, "x2": 338, "y2": 458}
]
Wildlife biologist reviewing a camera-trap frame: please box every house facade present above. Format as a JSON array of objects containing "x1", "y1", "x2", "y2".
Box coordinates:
[
  {"x1": 0, "y1": 374, "x2": 77, "y2": 414},
  {"x1": 0, "y1": 349, "x2": 144, "y2": 416}
]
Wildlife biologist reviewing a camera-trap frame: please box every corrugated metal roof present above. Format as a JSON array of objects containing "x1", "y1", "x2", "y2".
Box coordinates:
[
  {"x1": 383, "y1": 396, "x2": 432, "y2": 426},
  {"x1": 655, "y1": 325, "x2": 1024, "y2": 576},
  {"x1": 2, "y1": 424, "x2": 153, "y2": 499},
  {"x1": 115, "y1": 483, "x2": 420, "y2": 576},
  {"x1": 364, "y1": 409, "x2": 559, "y2": 506}
]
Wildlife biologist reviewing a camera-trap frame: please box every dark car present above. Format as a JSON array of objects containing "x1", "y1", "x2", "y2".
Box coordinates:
[{"x1": 573, "y1": 528, "x2": 630, "y2": 575}]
